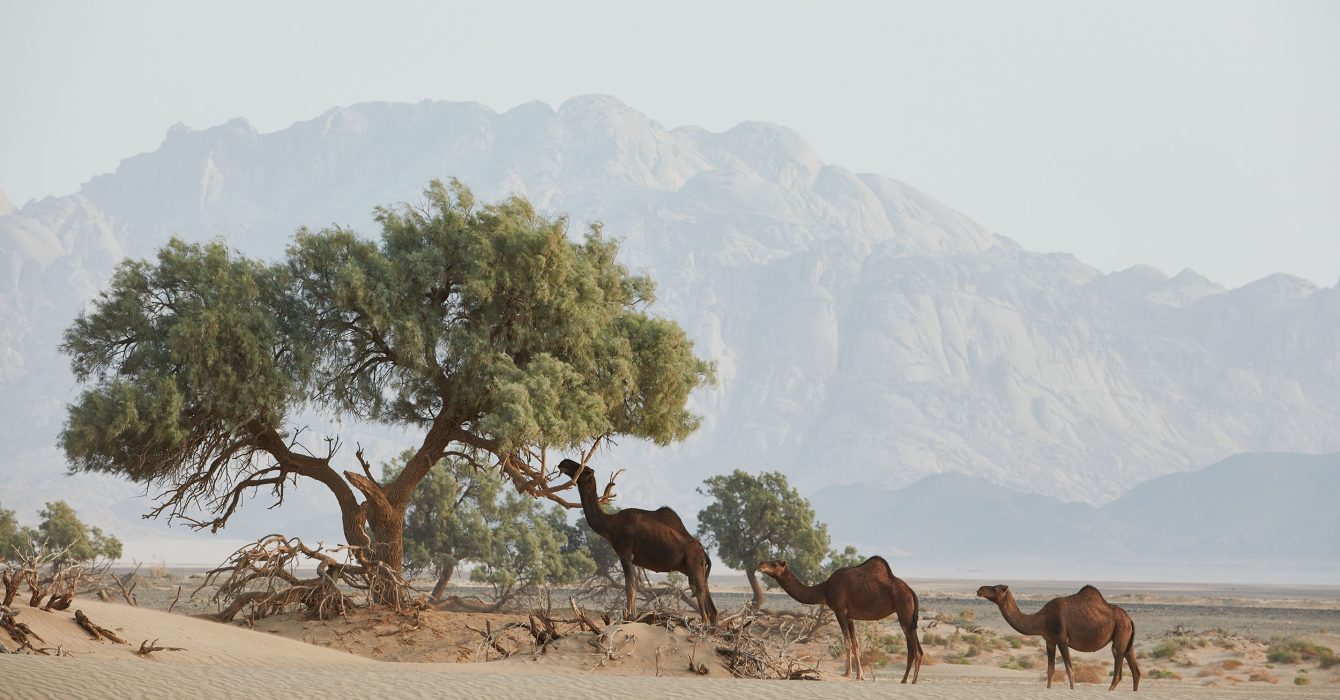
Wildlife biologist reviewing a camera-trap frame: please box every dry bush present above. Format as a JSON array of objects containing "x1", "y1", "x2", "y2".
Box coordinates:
[
  {"x1": 1221, "y1": 658, "x2": 1243, "y2": 670},
  {"x1": 1248, "y1": 670, "x2": 1279, "y2": 684},
  {"x1": 195, "y1": 535, "x2": 426, "y2": 624}
]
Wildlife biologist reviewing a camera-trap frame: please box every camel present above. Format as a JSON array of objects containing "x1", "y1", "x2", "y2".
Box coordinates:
[
  {"x1": 557, "y1": 459, "x2": 718, "y2": 625},
  {"x1": 757, "y1": 557, "x2": 923, "y2": 682},
  {"x1": 977, "y1": 584, "x2": 1139, "y2": 691}
]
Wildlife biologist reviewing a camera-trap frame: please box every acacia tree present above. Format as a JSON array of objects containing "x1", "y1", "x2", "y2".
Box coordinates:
[
  {"x1": 696, "y1": 470, "x2": 853, "y2": 609},
  {"x1": 61, "y1": 179, "x2": 713, "y2": 582}
]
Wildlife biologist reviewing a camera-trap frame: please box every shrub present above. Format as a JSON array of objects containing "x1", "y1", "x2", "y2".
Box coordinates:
[
  {"x1": 1152, "y1": 638, "x2": 1193, "y2": 659},
  {"x1": 1002, "y1": 655, "x2": 1035, "y2": 670},
  {"x1": 1294, "y1": 675, "x2": 1311, "y2": 686},
  {"x1": 1266, "y1": 639, "x2": 1336, "y2": 668}
]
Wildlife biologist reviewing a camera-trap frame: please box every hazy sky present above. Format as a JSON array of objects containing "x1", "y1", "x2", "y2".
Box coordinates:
[{"x1": 3, "y1": 0, "x2": 1337, "y2": 287}]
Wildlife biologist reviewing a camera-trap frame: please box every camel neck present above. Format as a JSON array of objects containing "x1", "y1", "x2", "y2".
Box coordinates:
[
  {"x1": 574, "y1": 474, "x2": 612, "y2": 535},
  {"x1": 996, "y1": 592, "x2": 1047, "y2": 636},
  {"x1": 771, "y1": 569, "x2": 825, "y2": 606}
]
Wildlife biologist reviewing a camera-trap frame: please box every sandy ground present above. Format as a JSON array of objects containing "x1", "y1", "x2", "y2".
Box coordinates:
[{"x1": 4, "y1": 597, "x2": 1340, "y2": 699}]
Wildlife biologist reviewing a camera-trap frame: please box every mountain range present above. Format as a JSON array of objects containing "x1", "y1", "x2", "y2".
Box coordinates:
[
  {"x1": 1, "y1": 95, "x2": 1337, "y2": 573},
  {"x1": 811, "y1": 452, "x2": 1340, "y2": 582}
]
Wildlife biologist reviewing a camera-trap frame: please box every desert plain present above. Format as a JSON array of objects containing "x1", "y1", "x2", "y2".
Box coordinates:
[{"x1": 2, "y1": 569, "x2": 1338, "y2": 699}]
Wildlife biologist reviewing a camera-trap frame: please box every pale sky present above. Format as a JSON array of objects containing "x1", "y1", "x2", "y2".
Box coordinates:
[{"x1": 2, "y1": 0, "x2": 1337, "y2": 288}]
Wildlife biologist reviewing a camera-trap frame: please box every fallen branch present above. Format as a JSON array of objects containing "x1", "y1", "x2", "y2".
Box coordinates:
[
  {"x1": 137, "y1": 638, "x2": 186, "y2": 656},
  {"x1": 74, "y1": 609, "x2": 127, "y2": 644}
]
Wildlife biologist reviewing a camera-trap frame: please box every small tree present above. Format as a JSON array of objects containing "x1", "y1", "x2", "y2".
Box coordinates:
[
  {"x1": 697, "y1": 470, "x2": 847, "y2": 609},
  {"x1": 823, "y1": 545, "x2": 866, "y2": 577},
  {"x1": 34, "y1": 501, "x2": 123, "y2": 566},
  {"x1": 0, "y1": 503, "x2": 33, "y2": 560},
  {"x1": 0, "y1": 501, "x2": 121, "y2": 565},
  {"x1": 60, "y1": 179, "x2": 712, "y2": 586},
  {"x1": 391, "y1": 449, "x2": 502, "y2": 601},
  {"x1": 468, "y1": 493, "x2": 594, "y2": 609}
]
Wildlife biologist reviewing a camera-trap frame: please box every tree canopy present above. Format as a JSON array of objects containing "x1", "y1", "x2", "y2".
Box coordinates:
[
  {"x1": 696, "y1": 469, "x2": 854, "y2": 608},
  {"x1": 61, "y1": 179, "x2": 713, "y2": 573}
]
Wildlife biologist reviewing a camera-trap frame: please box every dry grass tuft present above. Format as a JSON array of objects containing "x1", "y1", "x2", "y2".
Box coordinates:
[
  {"x1": 1220, "y1": 658, "x2": 1243, "y2": 670},
  {"x1": 1248, "y1": 670, "x2": 1279, "y2": 684}
]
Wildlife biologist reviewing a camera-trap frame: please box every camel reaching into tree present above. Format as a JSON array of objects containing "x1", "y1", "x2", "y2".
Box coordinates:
[
  {"x1": 977, "y1": 584, "x2": 1139, "y2": 691},
  {"x1": 757, "y1": 557, "x2": 923, "y2": 682},
  {"x1": 557, "y1": 459, "x2": 718, "y2": 625}
]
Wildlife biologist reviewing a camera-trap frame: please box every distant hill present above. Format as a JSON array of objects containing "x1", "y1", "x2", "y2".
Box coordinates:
[
  {"x1": 2, "y1": 95, "x2": 1338, "y2": 564},
  {"x1": 811, "y1": 452, "x2": 1340, "y2": 582}
]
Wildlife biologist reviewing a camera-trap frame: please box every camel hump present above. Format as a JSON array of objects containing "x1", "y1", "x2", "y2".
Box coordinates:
[
  {"x1": 654, "y1": 506, "x2": 689, "y2": 531},
  {"x1": 1077, "y1": 584, "x2": 1106, "y2": 600},
  {"x1": 863, "y1": 555, "x2": 896, "y2": 577}
]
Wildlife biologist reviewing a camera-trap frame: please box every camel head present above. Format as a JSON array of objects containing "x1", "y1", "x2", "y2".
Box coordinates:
[
  {"x1": 976, "y1": 584, "x2": 1010, "y2": 603},
  {"x1": 557, "y1": 458, "x2": 590, "y2": 481},
  {"x1": 756, "y1": 560, "x2": 789, "y2": 579}
]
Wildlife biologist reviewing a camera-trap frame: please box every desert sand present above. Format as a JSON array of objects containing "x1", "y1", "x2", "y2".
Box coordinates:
[{"x1": 3, "y1": 599, "x2": 1338, "y2": 699}]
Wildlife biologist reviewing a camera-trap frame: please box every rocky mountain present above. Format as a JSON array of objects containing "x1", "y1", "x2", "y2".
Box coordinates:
[
  {"x1": 2, "y1": 95, "x2": 1338, "y2": 562},
  {"x1": 811, "y1": 452, "x2": 1340, "y2": 582}
]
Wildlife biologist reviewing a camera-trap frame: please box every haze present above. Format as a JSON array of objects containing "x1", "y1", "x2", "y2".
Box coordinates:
[{"x1": 2, "y1": 0, "x2": 1338, "y2": 288}]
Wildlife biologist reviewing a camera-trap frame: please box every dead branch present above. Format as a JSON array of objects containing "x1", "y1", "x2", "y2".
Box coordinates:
[
  {"x1": 196, "y1": 534, "x2": 426, "y2": 624},
  {"x1": 2, "y1": 605, "x2": 47, "y2": 653},
  {"x1": 136, "y1": 638, "x2": 186, "y2": 656},
  {"x1": 74, "y1": 609, "x2": 126, "y2": 644},
  {"x1": 113, "y1": 563, "x2": 141, "y2": 606},
  {"x1": 168, "y1": 585, "x2": 183, "y2": 613}
]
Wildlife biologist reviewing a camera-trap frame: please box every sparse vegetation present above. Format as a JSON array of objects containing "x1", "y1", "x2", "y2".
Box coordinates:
[
  {"x1": 1002, "y1": 654, "x2": 1035, "y2": 670},
  {"x1": 1266, "y1": 638, "x2": 1337, "y2": 668},
  {"x1": 1249, "y1": 669, "x2": 1279, "y2": 684},
  {"x1": 1148, "y1": 668, "x2": 1181, "y2": 680}
]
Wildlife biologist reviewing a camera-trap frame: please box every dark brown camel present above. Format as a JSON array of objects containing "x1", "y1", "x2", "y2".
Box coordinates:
[
  {"x1": 757, "y1": 557, "x2": 923, "y2": 682},
  {"x1": 557, "y1": 459, "x2": 718, "y2": 625},
  {"x1": 977, "y1": 584, "x2": 1139, "y2": 691}
]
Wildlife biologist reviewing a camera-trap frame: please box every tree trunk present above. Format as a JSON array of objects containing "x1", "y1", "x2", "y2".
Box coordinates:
[
  {"x1": 747, "y1": 568, "x2": 766, "y2": 610},
  {"x1": 429, "y1": 562, "x2": 455, "y2": 602},
  {"x1": 364, "y1": 503, "x2": 405, "y2": 574}
]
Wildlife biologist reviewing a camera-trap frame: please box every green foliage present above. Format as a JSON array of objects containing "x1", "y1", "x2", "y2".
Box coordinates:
[
  {"x1": 36, "y1": 501, "x2": 123, "y2": 564},
  {"x1": 467, "y1": 493, "x2": 595, "y2": 605},
  {"x1": 695, "y1": 470, "x2": 832, "y2": 584},
  {"x1": 0, "y1": 501, "x2": 121, "y2": 564},
  {"x1": 821, "y1": 544, "x2": 866, "y2": 578},
  {"x1": 1002, "y1": 654, "x2": 1035, "y2": 670},
  {"x1": 1267, "y1": 639, "x2": 1336, "y2": 668},
  {"x1": 0, "y1": 503, "x2": 35, "y2": 559},
  {"x1": 60, "y1": 179, "x2": 713, "y2": 545},
  {"x1": 393, "y1": 447, "x2": 595, "y2": 603},
  {"x1": 390, "y1": 449, "x2": 500, "y2": 587}
]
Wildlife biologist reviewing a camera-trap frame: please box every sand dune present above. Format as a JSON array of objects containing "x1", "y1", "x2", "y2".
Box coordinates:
[{"x1": 1, "y1": 600, "x2": 1335, "y2": 699}]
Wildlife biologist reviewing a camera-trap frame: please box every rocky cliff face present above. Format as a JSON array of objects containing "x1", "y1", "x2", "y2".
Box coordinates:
[{"x1": 2, "y1": 95, "x2": 1337, "y2": 546}]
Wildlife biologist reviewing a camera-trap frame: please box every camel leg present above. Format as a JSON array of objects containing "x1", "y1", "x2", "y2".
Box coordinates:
[
  {"x1": 836, "y1": 612, "x2": 854, "y2": 677},
  {"x1": 1126, "y1": 646, "x2": 1141, "y2": 692},
  {"x1": 1110, "y1": 633, "x2": 1130, "y2": 692},
  {"x1": 900, "y1": 621, "x2": 918, "y2": 684},
  {"x1": 1046, "y1": 641, "x2": 1057, "y2": 689},
  {"x1": 1059, "y1": 642, "x2": 1075, "y2": 689},
  {"x1": 850, "y1": 620, "x2": 864, "y2": 680},
  {"x1": 619, "y1": 554, "x2": 638, "y2": 620},
  {"x1": 912, "y1": 628, "x2": 923, "y2": 684}
]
